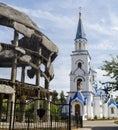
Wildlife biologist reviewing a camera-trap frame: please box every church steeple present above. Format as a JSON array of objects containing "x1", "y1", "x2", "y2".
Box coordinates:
[
  {"x1": 75, "y1": 11, "x2": 86, "y2": 40},
  {"x1": 74, "y1": 10, "x2": 87, "y2": 51}
]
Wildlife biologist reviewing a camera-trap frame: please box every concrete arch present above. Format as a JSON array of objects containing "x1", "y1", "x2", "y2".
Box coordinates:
[
  {"x1": 74, "y1": 75, "x2": 85, "y2": 82},
  {"x1": 75, "y1": 59, "x2": 84, "y2": 64},
  {"x1": 0, "y1": 84, "x2": 15, "y2": 94}
]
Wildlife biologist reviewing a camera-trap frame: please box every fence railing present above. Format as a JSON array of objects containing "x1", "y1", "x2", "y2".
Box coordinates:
[{"x1": 0, "y1": 100, "x2": 83, "y2": 130}]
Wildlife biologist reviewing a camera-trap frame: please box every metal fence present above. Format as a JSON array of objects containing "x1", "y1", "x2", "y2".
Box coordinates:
[{"x1": 0, "y1": 100, "x2": 83, "y2": 130}]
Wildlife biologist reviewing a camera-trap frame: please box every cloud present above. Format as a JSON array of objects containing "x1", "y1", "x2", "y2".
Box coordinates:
[
  {"x1": 87, "y1": 23, "x2": 111, "y2": 35},
  {"x1": 13, "y1": 5, "x2": 75, "y2": 30},
  {"x1": 95, "y1": 68, "x2": 112, "y2": 82},
  {"x1": 50, "y1": 58, "x2": 70, "y2": 94},
  {"x1": 111, "y1": 26, "x2": 118, "y2": 31},
  {"x1": 110, "y1": 13, "x2": 118, "y2": 26},
  {"x1": 89, "y1": 40, "x2": 118, "y2": 51},
  {"x1": 0, "y1": 26, "x2": 14, "y2": 43}
]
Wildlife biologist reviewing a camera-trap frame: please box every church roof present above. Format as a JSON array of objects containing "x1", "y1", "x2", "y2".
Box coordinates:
[
  {"x1": 75, "y1": 12, "x2": 86, "y2": 40},
  {"x1": 108, "y1": 98, "x2": 118, "y2": 108},
  {"x1": 72, "y1": 92, "x2": 86, "y2": 105}
]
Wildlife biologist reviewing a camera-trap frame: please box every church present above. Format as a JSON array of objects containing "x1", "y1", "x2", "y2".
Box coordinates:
[{"x1": 62, "y1": 11, "x2": 118, "y2": 120}]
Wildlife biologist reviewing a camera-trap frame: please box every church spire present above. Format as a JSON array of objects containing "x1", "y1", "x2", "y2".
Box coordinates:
[{"x1": 75, "y1": 9, "x2": 86, "y2": 40}]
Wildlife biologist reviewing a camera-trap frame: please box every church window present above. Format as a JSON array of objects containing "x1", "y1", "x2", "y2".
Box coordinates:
[
  {"x1": 92, "y1": 75, "x2": 94, "y2": 81},
  {"x1": 79, "y1": 42, "x2": 81, "y2": 49},
  {"x1": 78, "y1": 62, "x2": 82, "y2": 68},
  {"x1": 111, "y1": 107, "x2": 115, "y2": 114},
  {"x1": 77, "y1": 79, "x2": 82, "y2": 91}
]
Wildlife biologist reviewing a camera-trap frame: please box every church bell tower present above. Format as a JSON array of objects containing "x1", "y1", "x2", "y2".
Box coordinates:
[
  {"x1": 70, "y1": 11, "x2": 91, "y2": 93},
  {"x1": 68, "y1": 10, "x2": 95, "y2": 119}
]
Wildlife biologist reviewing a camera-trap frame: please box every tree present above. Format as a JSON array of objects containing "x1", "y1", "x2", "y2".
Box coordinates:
[
  {"x1": 59, "y1": 90, "x2": 66, "y2": 104},
  {"x1": 115, "y1": 96, "x2": 118, "y2": 103},
  {"x1": 51, "y1": 90, "x2": 59, "y2": 103},
  {"x1": 101, "y1": 55, "x2": 118, "y2": 90}
]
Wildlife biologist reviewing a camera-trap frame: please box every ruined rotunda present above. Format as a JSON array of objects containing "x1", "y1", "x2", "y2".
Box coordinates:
[{"x1": 0, "y1": 2, "x2": 58, "y2": 123}]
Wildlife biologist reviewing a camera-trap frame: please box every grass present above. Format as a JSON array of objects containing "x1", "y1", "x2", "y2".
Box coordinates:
[
  {"x1": 88, "y1": 117, "x2": 118, "y2": 121},
  {"x1": 114, "y1": 120, "x2": 118, "y2": 124}
]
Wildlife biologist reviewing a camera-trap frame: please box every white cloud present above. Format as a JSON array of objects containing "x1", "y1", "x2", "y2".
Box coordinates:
[
  {"x1": 111, "y1": 26, "x2": 118, "y2": 31},
  {"x1": 95, "y1": 68, "x2": 112, "y2": 82},
  {"x1": 87, "y1": 23, "x2": 111, "y2": 35},
  {"x1": 50, "y1": 61, "x2": 70, "y2": 94},
  {"x1": 110, "y1": 13, "x2": 118, "y2": 26},
  {"x1": 89, "y1": 40, "x2": 118, "y2": 51},
  {"x1": 14, "y1": 6, "x2": 75, "y2": 30}
]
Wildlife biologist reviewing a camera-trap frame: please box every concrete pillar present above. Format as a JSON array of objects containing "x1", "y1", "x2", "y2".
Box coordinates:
[
  {"x1": 33, "y1": 48, "x2": 42, "y2": 122},
  {"x1": 9, "y1": 30, "x2": 19, "y2": 128},
  {"x1": 20, "y1": 95, "x2": 26, "y2": 122},
  {"x1": 7, "y1": 95, "x2": 11, "y2": 122},
  {"x1": 19, "y1": 67, "x2": 26, "y2": 122},
  {"x1": 34, "y1": 69, "x2": 40, "y2": 122},
  {"x1": 0, "y1": 94, "x2": 3, "y2": 121},
  {"x1": 44, "y1": 56, "x2": 51, "y2": 122},
  {"x1": 7, "y1": 94, "x2": 15, "y2": 123},
  {"x1": 44, "y1": 93, "x2": 50, "y2": 122},
  {"x1": 21, "y1": 66, "x2": 25, "y2": 83}
]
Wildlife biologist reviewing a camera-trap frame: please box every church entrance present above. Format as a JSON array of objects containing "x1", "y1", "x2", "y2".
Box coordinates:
[
  {"x1": 74, "y1": 104, "x2": 83, "y2": 128},
  {"x1": 75, "y1": 104, "x2": 80, "y2": 116}
]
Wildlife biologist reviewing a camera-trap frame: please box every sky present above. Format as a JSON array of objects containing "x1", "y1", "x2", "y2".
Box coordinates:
[{"x1": 0, "y1": 0, "x2": 118, "y2": 96}]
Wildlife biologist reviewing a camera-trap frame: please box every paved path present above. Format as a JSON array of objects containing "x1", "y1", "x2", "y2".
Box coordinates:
[{"x1": 73, "y1": 120, "x2": 118, "y2": 130}]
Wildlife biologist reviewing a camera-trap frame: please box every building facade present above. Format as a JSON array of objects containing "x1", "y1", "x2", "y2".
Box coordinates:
[{"x1": 62, "y1": 11, "x2": 118, "y2": 120}]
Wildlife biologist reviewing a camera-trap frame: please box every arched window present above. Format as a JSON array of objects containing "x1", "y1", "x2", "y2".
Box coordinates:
[
  {"x1": 77, "y1": 79, "x2": 82, "y2": 91},
  {"x1": 78, "y1": 62, "x2": 82, "y2": 68},
  {"x1": 111, "y1": 107, "x2": 115, "y2": 114},
  {"x1": 79, "y1": 42, "x2": 81, "y2": 50}
]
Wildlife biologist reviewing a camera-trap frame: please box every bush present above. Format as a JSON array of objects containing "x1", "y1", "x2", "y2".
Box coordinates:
[{"x1": 94, "y1": 115, "x2": 97, "y2": 120}]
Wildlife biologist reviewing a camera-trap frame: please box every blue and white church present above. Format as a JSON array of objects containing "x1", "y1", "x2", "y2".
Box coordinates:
[{"x1": 62, "y1": 11, "x2": 118, "y2": 120}]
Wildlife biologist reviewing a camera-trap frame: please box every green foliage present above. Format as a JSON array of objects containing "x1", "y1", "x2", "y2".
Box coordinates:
[
  {"x1": 50, "y1": 103, "x2": 61, "y2": 119},
  {"x1": 114, "y1": 120, "x2": 118, "y2": 124},
  {"x1": 51, "y1": 90, "x2": 59, "y2": 103},
  {"x1": 51, "y1": 90, "x2": 67, "y2": 104},
  {"x1": 94, "y1": 115, "x2": 97, "y2": 120},
  {"x1": 101, "y1": 55, "x2": 118, "y2": 90},
  {"x1": 59, "y1": 90, "x2": 66, "y2": 104},
  {"x1": 115, "y1": 97, "x2": 118, "y2": 103},
  {"x1": 2, "y1": 100, "x2": 7, "y2": 112},
  {"x1": 25, "y1": 102, "x2": 34, "y2": 113}
]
